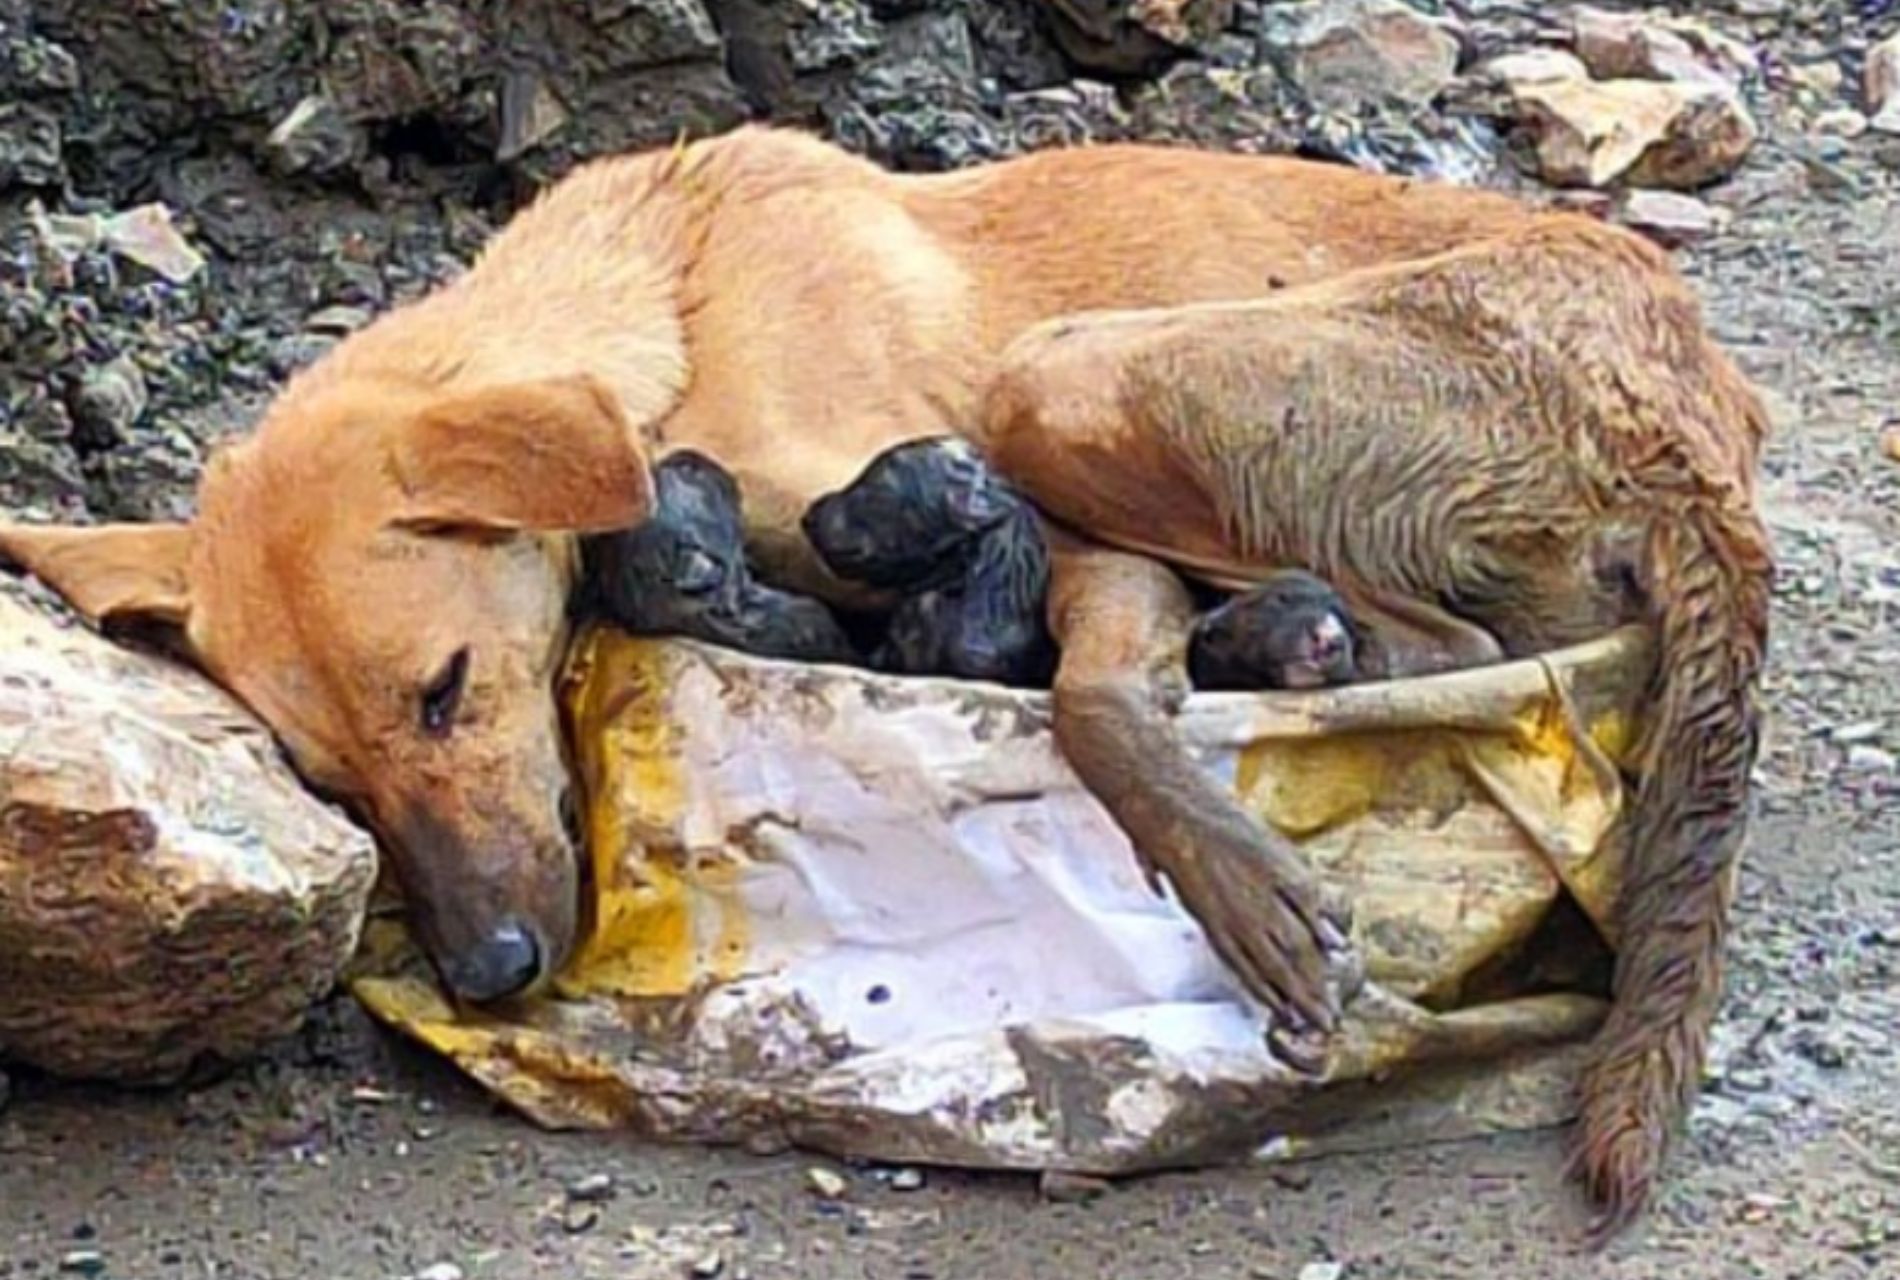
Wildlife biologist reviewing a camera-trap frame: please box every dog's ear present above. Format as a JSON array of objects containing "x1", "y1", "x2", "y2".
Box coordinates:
[
  {"x1": 0, "y1": 521, "x2": 194, "y2": 630},
  {"x1": 388, "y1": 374, "x2": 657, "y2": 535}
]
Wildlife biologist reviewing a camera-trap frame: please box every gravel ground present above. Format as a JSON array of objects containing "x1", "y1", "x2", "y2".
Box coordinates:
[{"x1": 3, "y1": 4, "x2": 1899, "y2": 1279}]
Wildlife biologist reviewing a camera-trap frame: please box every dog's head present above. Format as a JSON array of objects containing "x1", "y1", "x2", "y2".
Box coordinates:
[{"x1": 0, "y1": 372, "x2": 655, "y2": 1005}]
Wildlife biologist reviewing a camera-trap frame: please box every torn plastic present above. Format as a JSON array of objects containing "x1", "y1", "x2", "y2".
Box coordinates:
[{"x1": 350, "y1": 623, "x2": 1652, "y2": 1174}]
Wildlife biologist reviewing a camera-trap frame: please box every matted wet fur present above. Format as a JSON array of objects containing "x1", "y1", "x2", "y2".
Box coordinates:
[
  {"x1": 0, "y1": 125, "x2": 1771, "y2": 1242},
  {"x1": 804, "y1": 437, "x2": 1056, "y2": 686}
]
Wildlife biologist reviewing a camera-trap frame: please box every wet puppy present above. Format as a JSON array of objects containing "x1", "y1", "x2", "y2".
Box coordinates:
[
  {"x1": 578, "y1": 451, "x2": 856, "y2": 664},
  {"x1": 803, "y1": 437, "x2": 1056, "y2": 687},
  {"x1": 1189, "y1": 570, "x2": 1362, "y2": 691}
]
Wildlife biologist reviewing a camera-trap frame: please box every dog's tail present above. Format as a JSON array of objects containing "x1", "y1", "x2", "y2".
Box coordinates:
[{"x1": 1570, "y1": 497, "x2": 1772, "y2": 1244}]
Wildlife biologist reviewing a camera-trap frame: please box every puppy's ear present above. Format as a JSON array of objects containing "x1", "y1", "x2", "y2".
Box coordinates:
[
  {"x1": 388, "y1": 374, "x2": 656, "y2": 535},
  {"x1": 0, "y1": 521, "x2": 194, "y2": 631}
]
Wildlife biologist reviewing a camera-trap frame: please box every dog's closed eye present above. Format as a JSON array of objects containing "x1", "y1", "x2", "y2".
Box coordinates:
[{"x1": 420, "y1": 646, "x2": 471, "y2": 738}]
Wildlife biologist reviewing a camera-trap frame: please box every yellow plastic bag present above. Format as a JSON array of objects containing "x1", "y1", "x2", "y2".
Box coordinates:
[{"x1": 351, "y1": 623, "x2": 1650, "y2": 1173}]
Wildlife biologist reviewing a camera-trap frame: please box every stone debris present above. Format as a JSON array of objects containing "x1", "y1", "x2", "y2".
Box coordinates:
[
  {"x1": 1043, "y1": 0, "x2": 1233, "y2": 76},
  {"x1": 264, "y1": 94, "x2": 368, "y2": 179},
  {"x1": 1569, "y1": 6, "x2": 1760, "y2": 89},
  {"x1": 1868, "y1": 31, "x2": 1900, "y2": 133},
  {"x1": 30, "y1": 201, "x2": 208, "y2": 285},
  {"x1": 1259, "y1": 0, "x2": 1464, "y2": 109},
  {"x1": 1615, "y1": 189, "x2": 1732, "y2": 246},
  {"x1": 1505, "y1": 72, "x2": 1759, "y2": 189},
  {"x1": 0, "y1": 594, "x2": 377, "y2": 1084},
  {"x1": 806, "y1": 1167, "x2": 849, "y2": 1200}
]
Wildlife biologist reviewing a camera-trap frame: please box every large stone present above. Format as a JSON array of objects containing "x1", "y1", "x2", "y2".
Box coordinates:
[
  {"x1": 354, "y1": 624, "x2": 1653, "y2": 1172},
  {"x1": 1508, "y1": 74, "x2": 1758, "y2": 190},
  {"x1": 1260, "y1": 0, "x2": 1463, "y2": 110},
  {"x1": 0, "y1": 594, "x2": 377, "y2": 1084}
]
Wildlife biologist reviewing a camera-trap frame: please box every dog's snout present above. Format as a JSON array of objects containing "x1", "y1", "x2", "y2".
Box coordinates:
[{"x1": 440, "y1": 918, "x2": 545, "y2": 1004}]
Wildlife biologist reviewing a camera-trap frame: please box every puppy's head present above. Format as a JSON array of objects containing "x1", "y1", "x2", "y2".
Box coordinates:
[
  {"x1": 801, "y1": 436, "x2": 1017, "y2": 590},
  {"x1": 1189, "y1": 571, "x2": 1358, "y2": 692}
]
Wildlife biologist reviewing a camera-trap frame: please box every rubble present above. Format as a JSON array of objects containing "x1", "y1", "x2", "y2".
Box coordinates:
[
  {"x1": 0, "y1": 595, "x2": 378, "y2": 1084},
  {"x1": 1868, "y1": 31, "x2": 1900, "y2": 132},
  {"x1": 1042, "y1": 0, "x2": 1233, "y2": 76},
  {"x1": 1504, "y1": 72, "x2": 1759, "y2": 190},
  {"x1": 1258, "y1": 0, "x2": 1464, "y2": 109},
  {"x1": 1569, "y1": 6, "x2": 1760, "y2": 89},
  {"x1": 1615, "y1": 188, "x2": 1732, "y2": 246}
]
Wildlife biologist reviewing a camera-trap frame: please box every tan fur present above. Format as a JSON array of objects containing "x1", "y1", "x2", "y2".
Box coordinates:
[
  {"x1": 0, "y1": 125, "x2": 1770, "y2": 1238},
  {"x1": 980, "y1": 214, "x2": 1772, "y2": 1244}
]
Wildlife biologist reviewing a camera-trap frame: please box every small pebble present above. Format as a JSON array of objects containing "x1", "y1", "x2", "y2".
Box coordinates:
[
  {"x1": 1845, "y1": 744, "x2": 1895, "y2": 772},
  {"x1": 566, "y1": 1172, "x2": 616, "y2": 1203},
  {"x1": 1299, "y1": 1263, "x2": 1345, "y2": 1280},
  {"x1": 414, "y1": 1267, "x2": 463, "y2": 1280},
  {"x1": 1800, "y1": 1035, "x2": 1850, "y2": 1069},
  {"x1": 691, "y1": 1251, "x2": 725, "y2": 1278},
  {"x1": 888, "y1": 1167, "x2": 925, "y2": 1192},
  {"x1": 59, "y1": 1253, "x2": 106, "y2": 1277},
  {"x1": 1814, "y1": 108, "x2": 1869, "y2": 138},
  {"x1": 1832, "y1": 720, "x2": 1883, "y2": 744},
  {"x1": 304, "y1": 304, "x2": 372, "y2": 335},
  {"x1": 1727, "y1": 1066, "x2": 1773, "y2": 1093},
  {"x1": 807, "y1": 1167, "x2": 848, "y2": 1200},
  {"x1": 1038, "y1": 1170, "x2": 1110, "y2": 1204}
]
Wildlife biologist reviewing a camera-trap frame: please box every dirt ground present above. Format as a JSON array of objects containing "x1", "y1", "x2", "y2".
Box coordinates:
[{"x1": 5, "y1": 13, "x2": 1900, "y2": 1280}]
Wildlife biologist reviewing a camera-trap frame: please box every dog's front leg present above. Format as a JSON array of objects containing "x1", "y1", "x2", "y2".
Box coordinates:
[{"x1": 1044, "y1": 532, "x2": 1355, "y2": 1069}]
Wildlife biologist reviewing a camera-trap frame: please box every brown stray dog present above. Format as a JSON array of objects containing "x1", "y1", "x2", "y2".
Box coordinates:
[{"x1": 0, "y1": 125, "x2": 1771, "y2": 1243}]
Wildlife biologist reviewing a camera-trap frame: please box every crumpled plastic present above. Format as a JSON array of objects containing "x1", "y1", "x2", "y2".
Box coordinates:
[{"x1": 350, "y1": 622, "x2": 1651, "y2": 1175}]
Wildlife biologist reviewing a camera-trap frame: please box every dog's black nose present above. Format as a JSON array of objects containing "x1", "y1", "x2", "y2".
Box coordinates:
[{"x1": 441, "y1": 919, "x2": 544, "y2": 1003}]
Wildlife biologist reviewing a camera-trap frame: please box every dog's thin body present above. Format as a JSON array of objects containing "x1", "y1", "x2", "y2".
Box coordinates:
[
  {"x1": 0, "y1": 126, "x2": 1771, "y2": 1240},
  {"x1": 980, "y1": 218, "x2": 1772, "y2": 1240}
]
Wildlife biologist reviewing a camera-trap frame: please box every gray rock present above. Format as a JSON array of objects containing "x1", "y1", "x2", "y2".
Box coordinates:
[
  {"x1": 68, "y1": 356, "x2": 149, "y2": 452},
  {"x1": 0, "y1": 101, "x2": 62, "y2": 188},
  {"x1": 0, "y1": 30, "x2": 80, "y2": 94},
  {"x1": 1259, "y1": 0, "x2": 1463, "y2": 109},
  {"x1": 263, "y1": 94, "x2": 369, "y2": 178}
]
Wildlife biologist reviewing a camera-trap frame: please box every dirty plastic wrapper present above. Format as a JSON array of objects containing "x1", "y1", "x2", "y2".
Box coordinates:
[{"x1": 349, "y1": 623, "x2": 1652, "y2": 1174}]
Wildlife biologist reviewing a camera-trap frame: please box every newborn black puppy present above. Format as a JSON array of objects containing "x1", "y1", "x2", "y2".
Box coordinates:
[
  {"x1": 803, "y1": 437, "x2": 1056, "y2": 687},
  {"x1": 802, "y1": 436, "x2": 1020, "y2": 592},
  {"x1": 1189, "y1": 570, "x2": 1361, "y2": 692},
  {"x1": 578, "y1": 451, "x2": 857, "y2": 665}
]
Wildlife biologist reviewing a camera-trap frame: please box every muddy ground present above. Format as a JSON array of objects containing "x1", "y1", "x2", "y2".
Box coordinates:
[{"x1": 3, "y1": 2, "x2": 1900, "y2": 1278}]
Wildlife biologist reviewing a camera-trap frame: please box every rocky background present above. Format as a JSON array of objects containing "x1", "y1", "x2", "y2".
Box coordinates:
[{"x1": 2, "y1": 2, "x2": 1899, "y2": 1278}]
